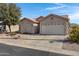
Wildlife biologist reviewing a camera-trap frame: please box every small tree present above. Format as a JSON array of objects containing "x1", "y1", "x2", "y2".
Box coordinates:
[
  {"x1": 69, "y1": 25, "x2": 79, "y2": 43},
  {"x1": 0, "y1": 3, "x2": 21, "y2": 34}
]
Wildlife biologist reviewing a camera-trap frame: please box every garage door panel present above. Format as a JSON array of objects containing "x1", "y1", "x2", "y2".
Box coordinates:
[{"x1": 40, "y1": 25, "x2": 65, "y2": 34}]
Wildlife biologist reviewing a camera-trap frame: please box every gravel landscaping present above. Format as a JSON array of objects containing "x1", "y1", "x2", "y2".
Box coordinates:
[{"x1": 62, "y1": 39, "x2": 79, "y2": 51}]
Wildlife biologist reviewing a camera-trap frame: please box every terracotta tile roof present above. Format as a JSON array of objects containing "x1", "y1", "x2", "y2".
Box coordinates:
[
  {"x1": 20, "y1": 14, "x2": 69, "y2": 24},
  {"x1": 62, "y1": 15, "x2": 68, "y2": 18},
  {"x1": 21, "y1": 18, "x2": 38, "y2": 24},
  {"x1": 36, "y1": 16, "x2": 44, "y2": 21},
  {"x1": 37, "y1": 14, "x2": 69, "y2": 22}
]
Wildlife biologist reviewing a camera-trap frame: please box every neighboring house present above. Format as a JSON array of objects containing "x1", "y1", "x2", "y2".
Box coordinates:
[
  {"x1": 0, "y1": 21, "x2": 6, "y2": 33},
  {"x1": 6, "y1": 25, "x2": 19, "y2": 32},
  {"x1": 0, "y1": 21, "x2": 19, "y2": 33},
  {"x1": 19, "y1": 18, "x2": 38, "y2": 34},
  {"x1": 36, "y1": 14, "x2": 69, "y2": 35}
]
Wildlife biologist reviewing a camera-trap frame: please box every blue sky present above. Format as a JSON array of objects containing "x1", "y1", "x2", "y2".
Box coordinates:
[{"x1": 17, "y1": 3, "x2": 79, "y2": 24}]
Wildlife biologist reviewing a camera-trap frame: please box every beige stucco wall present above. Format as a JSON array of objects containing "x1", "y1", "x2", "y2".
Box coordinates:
[
  {"x1": 40, "y1": 16, "x2": 65, "y2": 25},
  {"x1": 6, "y1": 25, "x2": 19, "y2": 32},
  {"x1": 40, "y1": 16, "x2": 68, "y2": 34},
  {"x1": 19, "y1": 20, "x2": 36, "y2": 34}
]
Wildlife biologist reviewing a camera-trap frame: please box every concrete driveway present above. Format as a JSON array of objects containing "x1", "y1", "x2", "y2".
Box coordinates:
[
  {"x1": 0, "y1": 34, "x2": 68, "y2": 49},
  {"x1": 0, "y1": 43, "x2": 69, "y2": 56}
]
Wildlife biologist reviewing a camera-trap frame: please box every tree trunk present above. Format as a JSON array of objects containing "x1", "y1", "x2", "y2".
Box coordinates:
[{"x1": 8, "y1": 25, "x2": 11, "y2": 34}]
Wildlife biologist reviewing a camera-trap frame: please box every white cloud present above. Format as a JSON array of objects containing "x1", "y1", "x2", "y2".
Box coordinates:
[
  {"x1": 45, "y1": 5, "x2": 65, "y2": 10},
  {"x1": 69, "y1": 13, "x2": 79, "y2": 20},
  {"x1": 54, "y1": 3, "x2": 66, "y2": 6},
  {"x1": 69, "y1": 12, "x2": 79, "y2": 24},
  {"x1": 41, "y1": 3, "x2": 66, "y2": 11}
]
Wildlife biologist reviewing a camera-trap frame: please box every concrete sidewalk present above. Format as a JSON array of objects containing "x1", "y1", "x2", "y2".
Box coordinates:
[{"x1": 0, "y1": 39, "x2": 79, "y2": 56}]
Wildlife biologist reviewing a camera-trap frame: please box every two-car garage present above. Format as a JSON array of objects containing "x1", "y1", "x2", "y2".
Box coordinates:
[
  {"x1": 40, "y1": 25, "x2": 65, "y2": 35},
  {"x1": 38, "y1": 14, "x2": 69, "y2": 35}
]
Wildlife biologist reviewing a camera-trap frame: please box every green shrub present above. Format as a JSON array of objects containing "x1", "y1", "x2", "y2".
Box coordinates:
[{"x1": 69, "y1": 25, "x2": 79, "y2": 43}]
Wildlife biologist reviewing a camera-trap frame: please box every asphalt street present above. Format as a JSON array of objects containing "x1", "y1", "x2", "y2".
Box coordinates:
[{"x1": 0, "y1": 43, "x2": 69, "y2": 56}]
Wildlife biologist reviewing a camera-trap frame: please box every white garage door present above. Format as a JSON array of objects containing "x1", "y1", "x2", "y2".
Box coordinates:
[{"x1": 40, "y1": 25, "x2": 65, "y2": 34}]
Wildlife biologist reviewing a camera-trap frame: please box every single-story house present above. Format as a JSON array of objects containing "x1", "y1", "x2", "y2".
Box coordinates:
[
  {"x1": 19, "y1": 18, "x2": 38, "y2": 34},
  {"x1": 36, "y1": 14, "x2": 69, "y2": 35},
  {"x1": 19, "y1": 14, "x2": 70, "y2": 35}
]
